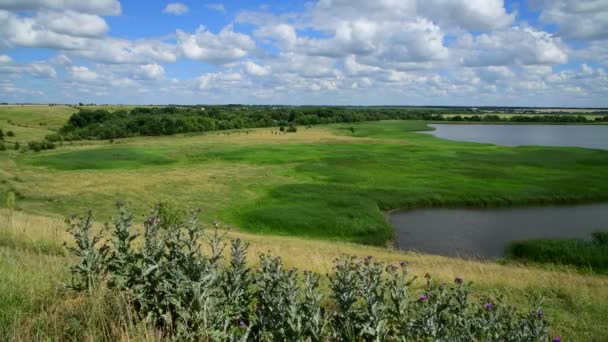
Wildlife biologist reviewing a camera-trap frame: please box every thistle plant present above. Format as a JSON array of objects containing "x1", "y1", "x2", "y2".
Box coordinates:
[
  {"x1": 65, "y1": 204, "x2": 552, "y2": 341},
  {"x1": 64, "y1": 210, "x2": 109, "y2": 291}
]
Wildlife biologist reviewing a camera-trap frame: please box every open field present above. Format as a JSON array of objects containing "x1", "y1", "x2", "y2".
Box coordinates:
[
  {"x1": 1, "y1": 209, "x2": 607, "y2": 340},
  {"x1": 1, "y1": 107, "x2": 608, "y2": 339}
]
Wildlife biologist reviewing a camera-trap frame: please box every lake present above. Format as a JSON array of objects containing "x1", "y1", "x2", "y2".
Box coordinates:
[
  {"x1": 425, "y1": 124, "x2": 608, "y2": 150},
  {"x1": 389, "y1": 204, "x2": 608, "y2": 258}
]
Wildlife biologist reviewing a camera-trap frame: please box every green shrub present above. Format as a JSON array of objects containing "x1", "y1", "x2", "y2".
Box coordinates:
[
  {"x1": 286, "y1": 125, "x2": 297, "y2": 133},
  {"x1": 6, "y1": 131, "x2": 14, "y2": 137},
  {"x1": 65, "y1": 203, "x2": 551, "y2": 341},
  {"x1": 0, "y1": 143, "x2": 5, "y2": 151}
]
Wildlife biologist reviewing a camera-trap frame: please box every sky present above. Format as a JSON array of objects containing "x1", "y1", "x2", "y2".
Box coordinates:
[{"x1": 0, "y1": 0, "x2": 607, "y2": 107}]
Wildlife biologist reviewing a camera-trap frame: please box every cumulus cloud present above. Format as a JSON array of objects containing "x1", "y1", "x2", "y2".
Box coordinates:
[
  {"x1": 0, "y1": 0, "x2": 121, "y2": 15},
  {"x1": 459, "y1": 27, "x2": 568, "y2": 67},
  {"x1": 36, "y1": 10, "x2": 109, "y2": 37},
  {"x1": 139, "y1": 63, "x2": 165, "y2": 79},
  {"x1": 73, "y1": 38, "x2": 178, "y2": 64},
  {"x1": 0, "y1": 10, "x2": 90, "y2": 49},
  {"x1": 70, "y1": 65, "x2": 98, "y2": 82},
  {"x1": 532, "y1": 0, "x2": 608, "y2": 41},
  {"x1": 164, "y1": 2, "x2": 189, "y2": 15},
  {"x1": 177, "y1": 25, "x2": 255, "y2": 64},
  {"x1": 199, "y1": 72, "x2": 243, "y2": 90},
  {"x1": 0, "y1": 59, "x2": 57, "y2": 78},
  {"x1": 243, "y1": 61, "x2": 270, "y2": 76},
  {"x1": 418, "y1": 0, "x2": 514, "y2": 31}
]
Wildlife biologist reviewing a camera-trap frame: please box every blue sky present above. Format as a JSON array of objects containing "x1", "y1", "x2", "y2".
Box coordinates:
[{"x1": 1, "y1": 0, "x2": 607, "y2": 106}]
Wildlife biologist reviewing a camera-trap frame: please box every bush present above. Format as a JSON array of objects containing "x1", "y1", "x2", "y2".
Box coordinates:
[
  {"x1": 0, "y1": 143, "x2": 5, "y2": 151},
  {"x1": 64, "y1": 203, "x2": 551, "y2": 341},
  {"x1": 6, "y1": 130, "x2": 14, "y2": 137},
  {"x1": 286, "y1": 125, "x2": 297, "y2": 133},
  {"x1": 27, "y1": 140, "x2": 55, "y2": 152}
]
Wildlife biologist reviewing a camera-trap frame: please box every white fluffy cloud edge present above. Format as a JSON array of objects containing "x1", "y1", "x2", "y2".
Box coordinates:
[{"x1": 0, "y1": 0, "x2": 607, "y2": 106}]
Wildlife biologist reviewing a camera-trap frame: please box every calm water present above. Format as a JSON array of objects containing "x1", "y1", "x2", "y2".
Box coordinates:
[
  {"x1": 389, "y1": 204, "x2": 608, "y2": 258},
  {"x1": 425, "y1": 124, "x2": 608, "y2": 150}
]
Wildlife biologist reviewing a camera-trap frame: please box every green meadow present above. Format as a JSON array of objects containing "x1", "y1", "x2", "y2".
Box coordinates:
[
  {"x1": 2, "y1": 106, "x2": 608, "y2": 339},
  {"x1": 3, "y1": 117, "x2": 608, "y2": 245}
]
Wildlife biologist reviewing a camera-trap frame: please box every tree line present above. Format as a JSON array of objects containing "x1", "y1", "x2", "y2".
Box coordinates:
[{"x1": 52, "y1": 105, "x2": 608, "y2": 140}]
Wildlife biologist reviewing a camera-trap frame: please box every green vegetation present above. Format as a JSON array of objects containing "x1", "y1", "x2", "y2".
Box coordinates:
[
  {"x1": 56, "y1": 106, "x2": 608, "y2": 141},
  {"x1": 507, "y1": 232, "x2": 608, "y2": 274},
  {"x1": 52, "y1": 202, "x2": 551, "y2": 341},
  {"x1": 3, "y1": 120, "x2": 607, "y2": 245},
  {"x1": 1, "y1": 107, "x2": 608, "y2": 339}
]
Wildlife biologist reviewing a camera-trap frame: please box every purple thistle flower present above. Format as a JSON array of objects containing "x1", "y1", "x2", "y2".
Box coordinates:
[
  {"x1": 419, "y1": 295, "x2": 428, "y2": 302},
  {"x1": 537, "y1": 310, "x2": 544, "y2": 319},
  {"x1": 484, "y1": 303, "x2": 494, "y2": 310},
  {"x1": 238, "y1": 319, "x2": 246, "y2": 327},
  {"x1": 552, "y1": 337, "x2": 561, "y2": 342},
  {"x1": 454, "y1": 277, "x2": 463, "y2": 284},
  {"x1": 400, "y1": 261, "x2": 407, "y2": 267}
]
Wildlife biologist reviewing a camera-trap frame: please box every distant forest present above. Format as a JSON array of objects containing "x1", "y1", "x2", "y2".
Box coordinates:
[{"x1": 53, "y1": 106, "x2": 608, "y2": 140}]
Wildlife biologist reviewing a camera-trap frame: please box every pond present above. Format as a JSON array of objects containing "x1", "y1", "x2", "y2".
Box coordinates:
[
  {"x1": 424, "y1": 124, "x2": 608, "y2": 150},
  {"x1": 389, "y1": 204, "x2": 608, "y2": 258}
]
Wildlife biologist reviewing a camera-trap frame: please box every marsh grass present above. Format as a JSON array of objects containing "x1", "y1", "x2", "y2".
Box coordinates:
[{"x1": 506, "y1": 232, "x2": 608, "y2": 274}]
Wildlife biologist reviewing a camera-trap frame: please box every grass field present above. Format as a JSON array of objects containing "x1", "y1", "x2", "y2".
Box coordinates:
[
  {"x1": 1, "y1": 106, "x2": 608, "y2": 339},
  {"x1": 2, "y1": 118, "x2": 608, "y2": 244}
]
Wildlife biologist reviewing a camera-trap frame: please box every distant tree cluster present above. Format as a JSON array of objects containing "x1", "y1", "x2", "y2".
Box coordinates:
[
  {"x1": 57, "y1": 106, "x2": 451, "y2": 140},
  {"x1": 54, "y1": 105, "x2": 608, "y2": 141}
]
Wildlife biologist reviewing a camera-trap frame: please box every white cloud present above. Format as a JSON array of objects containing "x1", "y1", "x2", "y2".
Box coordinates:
[
  {"x1": 139, "y1": 63, "x2": 165, "y2": 80},
  {"x1": 419, "y1": 0, "x2": 514, "y2": 31},
  {"x1": 0, "y1": 60, "x2": 57, "y2": 78},
  {"x1": 0, "y1": 0, "x2": 121, "y2": 15},
  {"x1": 177, "y1": 25, "x2": 255, "y2": 64},
  {"x1": 243, "y1": 61, "x2": 270, "y2": 76},
  {"x1": 459, "y1": 27, "x2": 568, "y2": 67},
  {"x1": 73, "y1": 38, "x2": 178, "y2": 64},
  {"x1": 36, "y1": 10, "x2": 109, "y2": 37},
  {"x1": 164, "y1": 2, "x2": 189, "y2": 15},
  {"x1": 198, "y1": 72, "x2": 243, "y2": 90},
  {"x1": 0, "y1": 10, "x2": 90, "y2": 49},
  {"x1": 532, "y1": 0, "x2": 608, "y2": 41},
  {"x1": 206, "y1": 3, "x2": 226, "y2": 13},
  {"x1": 70, "y1": 65, "x2": 98, "y2": 82}
]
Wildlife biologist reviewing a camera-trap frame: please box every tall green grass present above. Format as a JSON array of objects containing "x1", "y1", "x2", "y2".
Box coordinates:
[{"x1": 506, "y1": 232, "x2": 608, "y2": 274}]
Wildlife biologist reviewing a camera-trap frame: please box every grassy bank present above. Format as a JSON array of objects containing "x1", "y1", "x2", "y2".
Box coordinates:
[
  {"x1": 507, "y1": 232, "x2": 608, "y2": 274},
  {"x1": 1, "y1": 209, "x2": 608, "y2": 340}
]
